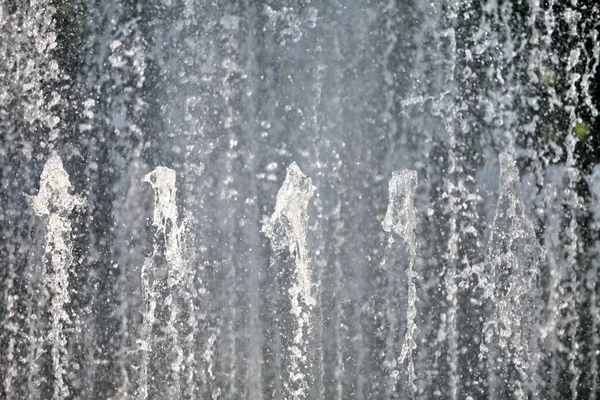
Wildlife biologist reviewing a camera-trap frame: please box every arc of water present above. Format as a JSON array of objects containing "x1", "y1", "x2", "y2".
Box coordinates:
[
  {"x1": 382, "y1": 169, "x2": 419, "y2": 396},
  {"x1": 139, "y1": 166, "x2": 188, "y2": 399},
  {"x1": 262, "y1": 162, "x2": 316, "y2": 400},
  {"x1": 28, "y1": 153, "x2": 84, "y2": 400}
]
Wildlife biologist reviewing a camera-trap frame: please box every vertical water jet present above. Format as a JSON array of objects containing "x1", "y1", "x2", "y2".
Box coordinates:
[
  {"x1": 479, "y1": 153, "x2": 543, "y2": 399},
  {"x1": 29, "y1": 153, "x2": 84, "y2": 400},
  {"x1": 382, "y1": 169, "x2": 419, "y2": 396},
  {"x1": 262, "y1": 162, "x2": 316, "y2": 400},
  {"x1": 138, "y1": 166, "x2": 191, "y2": 399}
]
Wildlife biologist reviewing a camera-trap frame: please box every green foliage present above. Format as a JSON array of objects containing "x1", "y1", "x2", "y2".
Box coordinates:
[
  {"x1": 540, "y1": 67, "x2": 557, "y2": 86},
  {"x1": 573, "y1": 121, "x2": 591, "y2": 140}
]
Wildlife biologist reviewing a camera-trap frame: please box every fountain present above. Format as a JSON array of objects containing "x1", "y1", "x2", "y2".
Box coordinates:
[{"x1": 1, "y1": 0, "x2": 599, "y2": 399}]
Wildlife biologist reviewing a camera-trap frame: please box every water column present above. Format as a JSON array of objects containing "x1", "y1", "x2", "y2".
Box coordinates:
[
  {"x1": 262, "y1": 162, "x2": 316, "y2": 400},
  {"x1": 479, "y1": 153, "x2": 543, "y2": 399},
  {"x1": 382, "y1": 169, "x2": 420, "y2": 397},
  {"x1": 29, "y1": 153, "x2": 84, "y2": 400},
  {"x1": 138, "y1": 166, "x2": 190, "y2": 399},
  {"x1": 0, "y1": 2, "x2": 63, "y2": 396}
]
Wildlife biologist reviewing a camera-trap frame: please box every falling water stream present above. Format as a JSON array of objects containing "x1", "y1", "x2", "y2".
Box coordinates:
[{"x1": 1, "y1": 0, "x2": 600, "y2": 399}]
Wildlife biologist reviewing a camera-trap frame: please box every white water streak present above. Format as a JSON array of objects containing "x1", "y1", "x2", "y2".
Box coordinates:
[{"x1": 383, "y1": 169, "x2": 419, "y2": 395}]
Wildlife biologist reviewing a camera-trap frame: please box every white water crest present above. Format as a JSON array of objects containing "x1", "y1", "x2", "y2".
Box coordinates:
[
  {"x1": 143, "y1": 167, "x2": 186, "y2": 286},
  {"x1": 262, "y1": 162, "x2": 316, "y2": 308}
]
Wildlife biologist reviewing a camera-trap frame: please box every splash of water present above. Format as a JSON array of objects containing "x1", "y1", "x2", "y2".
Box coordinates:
[
  {"x1": 478, "y1": 153, "x2": 543, "y2": 399},
  {"x1": 262, "y1": 162, "x2": 316, "y2": 399},
  {"x1": 1, "y1": 1, "x2": 600, "y2": 398},
  {"x1": 138, "y1": 166, "x2": 189, "y2": 399},
  {"x1": 28, "y1": 153, "x2": 84, "y2": 400}
]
